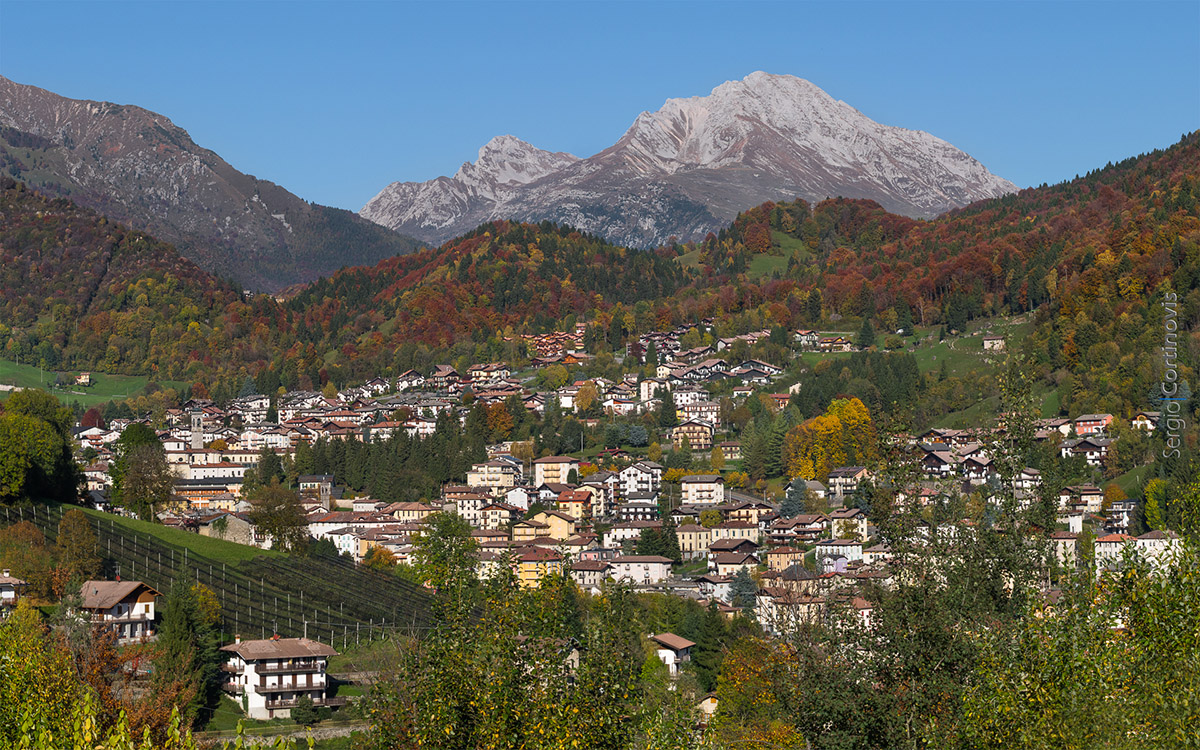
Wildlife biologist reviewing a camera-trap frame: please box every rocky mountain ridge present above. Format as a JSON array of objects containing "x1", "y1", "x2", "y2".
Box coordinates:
[
  {"x1": 0, "y1": 76, "x2": 421, "y2": 291},
  {"x1": 361, "y1": 72, "x2": 1017, "y2": 247}
]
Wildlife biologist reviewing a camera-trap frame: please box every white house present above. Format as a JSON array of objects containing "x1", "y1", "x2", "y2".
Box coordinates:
[
  {"x1": 815, "y1": 538, "x2": 864, "y2": 564},
  {"x1": 608, "y1": 555, "x2": 673, "y2": 585},
  {"x1": 220, "y1": 636, "x2": 344, "y2": 720},
  {"x1": 0, "y1": 569, "x2": 25, "y2": 610},
  {"x1": 681, "y1": 475, "x2": 725, "y2": 506},
  {"x1": 533, "y1": 456, "x2": 580, "y2": 486},
  {"x1": 649, "y1": 632, "x2": 695, "y2": 677},
  {"x1": 1136, "y1": 530, "x2": 1181, "y2": 569},
  {"x1": 80, "y1": 580, "x2": 160, "y2": 643},
  {"x1": 619, "y1": 461, "x2": 663, "y2": 498}
]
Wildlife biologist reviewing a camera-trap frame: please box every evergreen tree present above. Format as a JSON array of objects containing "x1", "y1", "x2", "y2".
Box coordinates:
[
  {"x1": 780, "y1": 479, "x2": 805, "y2": 517},
  {"x1": 730, "y1": 568, "x2": 757, "y2": 614},
  {"x1": 237, "y1": 376, "x2": 257, "y2": 398},
  {"x1": 656, "y1": 387, "x2": 678, "y2": 428},
  {"x1": 857, "y1": 316, "x2": 876, "y2": 350}
]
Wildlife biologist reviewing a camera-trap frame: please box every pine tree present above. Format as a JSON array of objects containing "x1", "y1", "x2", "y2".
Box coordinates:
[
  {"x1": 730, "y1": 568, "x2": 757, "y2": 614},
  {"x1": 657, "y1": 388, "x2": 678, "y2": 428},
  {"x1": 237, "y1": 376, "x2": 257, "y2": 399},
  {"x1": 857, "y1": 316, "x2": 876, "y2": 350}
]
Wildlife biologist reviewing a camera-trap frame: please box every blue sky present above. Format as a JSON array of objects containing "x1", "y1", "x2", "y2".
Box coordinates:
[{"x1": 1, "y1": 1, "x2": 1197, "y2": 211}]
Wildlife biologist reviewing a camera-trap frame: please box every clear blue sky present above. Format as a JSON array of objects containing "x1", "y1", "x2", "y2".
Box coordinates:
[{"x1": 2, "y1": 1, "x2": 1197, "y2": 211}]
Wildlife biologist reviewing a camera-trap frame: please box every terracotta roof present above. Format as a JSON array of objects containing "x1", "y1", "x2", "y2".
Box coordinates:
[
  {"x1": 1138, "y1": 530, "x2": 1180, "y2": 540},
  {"x1": 518, "y1": 548, "x2": 563, "y2": 562},
  {"x1": 80, "y1": 580, "x2": 159, "y2": 610},
  {"x1": 220, "y1": 637, "x2": 338, "y2": 660},
  {"x1": 571, "y1": 560, "x2": 612, "y2": 571},
  {"x1": 649, "y1": 632, "x2": 696, "y2": 651}
]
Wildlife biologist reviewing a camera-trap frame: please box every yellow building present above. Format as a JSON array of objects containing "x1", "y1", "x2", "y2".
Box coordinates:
[{"x1": 516, "y1": 547, "x2": 565, "y2": 588}]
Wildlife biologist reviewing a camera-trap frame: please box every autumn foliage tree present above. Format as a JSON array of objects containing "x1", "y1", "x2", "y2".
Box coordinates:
[{"x1": 782, "y1": 397, "x2": 876, "y2": 480}]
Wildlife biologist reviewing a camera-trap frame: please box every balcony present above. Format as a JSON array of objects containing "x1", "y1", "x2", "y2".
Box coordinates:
[
  {"x1": 265, "y1": 696, "x2": 347, "y2": 710},
  {"x1": 255, "y1": 682, "x2": 326, "y2": 693},
  {"x1": 255, "y1": 662, "x2": 323, "y2": 675},
  {"x1": 221, "y1": 664, "x2": 243, "y2": 674}
]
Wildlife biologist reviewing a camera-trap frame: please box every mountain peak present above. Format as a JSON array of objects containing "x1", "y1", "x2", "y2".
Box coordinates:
[
  {"x1": 362, "y1": 72, "x2": 1017, "y2": 247},
  {"x1": 453, "y1": 134, "x2": 578, "y2": 187}
]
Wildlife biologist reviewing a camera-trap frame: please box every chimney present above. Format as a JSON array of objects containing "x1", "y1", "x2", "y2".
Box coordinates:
[
  {"x1": 2, "y1": 569, "x2": 9, "y2": 577},
  {"x1": 235, "y1": 634, "x2": 241, "y2": 644}
]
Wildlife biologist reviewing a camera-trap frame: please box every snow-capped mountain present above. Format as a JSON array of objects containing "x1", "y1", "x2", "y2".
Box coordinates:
[
  {"x1": 362, "y1": 136, "x2": 579, "y2": 238},
  {"x1": 362, "y1": 72, "x2": 1017, "y2": 247}
]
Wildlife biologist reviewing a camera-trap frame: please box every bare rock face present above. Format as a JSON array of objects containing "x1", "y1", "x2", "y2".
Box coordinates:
[
  {"x1": 0, "y1": 76, "x2": 420, "y2": 291},
  {"x1": 362, "y1": 72, "x2": 1016, "y2": 247}
]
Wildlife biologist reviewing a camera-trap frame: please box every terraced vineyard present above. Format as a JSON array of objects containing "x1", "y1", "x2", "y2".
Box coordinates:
[{"x1": 6, "y1": 504, "x2": 434, "y2": 649}]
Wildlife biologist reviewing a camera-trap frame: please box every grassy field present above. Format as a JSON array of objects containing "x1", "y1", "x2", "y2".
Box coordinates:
[
  {"x1": 0, "y1": 358, "x2": 185, "y2": 407},
  {"x1": 675, "y1": 249, "x2": 703, "y2": 269},
  {"x1": 771, "y1": 231, "x2": 810, "y2": 259},
  {"x1": 82, "y1": 507, "x2": 285, "y2": 563},
  {"x1": 9, "y1": 503, "x2": 434, "y2": 648},
  {"x1": 748, "y1": 253, "x2": 788, "y2": 279},
  {"x1": 1113, "y1": 465, "x2": 1151, "y2": 497}
]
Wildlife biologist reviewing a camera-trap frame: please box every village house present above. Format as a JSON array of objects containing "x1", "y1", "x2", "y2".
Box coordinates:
[
  {"x1": 709, "y1": 521, "x2": 762, "y2": 545},
  {"x1": 675, "y1": 524, "x2": 711, "y2": 560},
  {"x1": 649, "y1": 633, "x2": 695, "y2": 677},
  {"x1": 616, "y1": 500, "x2": 660, "y2": 523},
  {"x1": 1136, "y1": 529, "x2": 1181, "y2": 569},
  {"x1": 1058, "y1": 485, "x2": 1104, "y2": 513},
  {"x1": 982, "y1": 335, "x2": 1005, "y2": 351},
  {"x1": 512, "y1": 519, "x2": 552, "y2": 543},
  {"x1": 681, "y1": 475, "x2": 725, "y2": 506},
  {"x1": 220, "y1": 636, "x2": 343, "y2": 721},
  {"x1": 0, "y1": 569, "x2": 25, "y2": 610},
  {"x1": 768, "y1": 514, "x2": 830, "y2": 545},
  {"x1": 1095, "y1": 533, "x2": 1136, "y2": 569},
  {"x1": 556, "y1": 489, "x2": 593, "y2": 520},
  {"x1": 722, "y1": 501, "x2": 774, "y2": 526},
  {"x1": 765, "y1": 546, "x2": 806, "y2": 572},
  {"x1": 618, "y1": 461, "x2": 664, "y2": 497},
  {"x1": 708, "y1": 537, "x2": 760, "y2": 558},
  {"x1": 1059, "y1": 437, "x2": 1113, "y2": 466},
  {"x1": 385, "y1": 502, "x2": 436, "y2": 524},
  {"x1": 602, "y1": 520, "x2": 662, "y2": 549},
  {"x1": 793, "y1": 329, "x2": 820, "y2": 348},
  {"x1": 1051, "y1": 531, "x2": 1079, "y2": 569},
  {"x1": 1131, "y1": 411, "x2": 1160, "y2": 431},
  {"x1": 829, "y1": 507, "x2": 868, "y2": 541},
  {"x1": 757, "y1": 588, "x2": 825, "y2": 635},
  {"x1": 1073, "y1": 413, "x2": 1114, "y2": 436},
  {"x1": 672, "y1": 419, "x2": 715, "y2": 452},
  {"x1": 80, "y1": 580, "x2": 160, "y2": 643},
  {"x1": 608, "y1": 555, "x2": 674, "y2": 585},
  {"x1": 466, "y1": 460, "x2": 523, "y2": 494},
  {"x1": 826, "y1": 466, "x2": 870, "y2": 501},
  {"x1": 570, "y1": 559, "x2": 613, "y2": 590},
  {"x1": 516, "y1": 547, "x2": 565, "y2": 588},
  {"x1": 817, "y1": 336, "x2": 854, "y2": 352},
  {"x1": 533, "y1": 456, "x2": 581, "y2": 486},
  {"x1": 480, "y1": 502, "x2": 521, "y2": 530},
  {"x1": 815, "y1": 538, "x2": 865, "y2": 566},
  {"x1": 710, "y1": 552, "x2": 758, "y2": 576},
  {"x1": 529, "y1": 509, "x2": 579, "y2": 541}
]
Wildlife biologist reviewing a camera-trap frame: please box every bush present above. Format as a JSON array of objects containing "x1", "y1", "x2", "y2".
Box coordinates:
[{"x1": 291, "y1": 695, "x2": 320, "y2": 726}]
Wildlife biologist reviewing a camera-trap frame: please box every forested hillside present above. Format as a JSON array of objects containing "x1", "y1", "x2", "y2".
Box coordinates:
[{"x1": 2, "y1": 134, "x2": 1198, "y2": 429}]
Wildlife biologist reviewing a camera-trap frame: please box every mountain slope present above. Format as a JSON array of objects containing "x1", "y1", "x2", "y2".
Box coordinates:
[
  {"x1": 0, "y1": 76, "x2": 423, "y2": 291},
  {"x1": 361, "y1": 72, "x2": 1016, "y2": 247}
]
